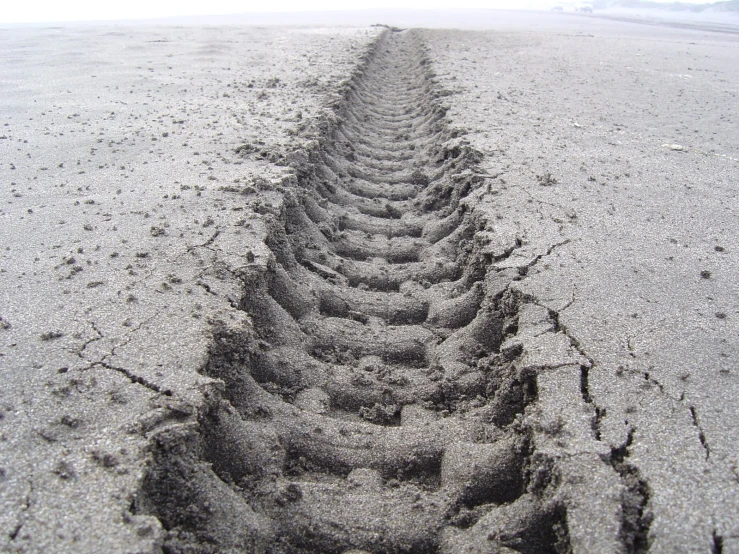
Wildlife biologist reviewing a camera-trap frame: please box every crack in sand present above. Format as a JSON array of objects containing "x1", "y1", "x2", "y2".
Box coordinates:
[
  {"x1": 689, "y1": 405, "x2": 711, "y2": 461},
  {"x1": 7, "y1": 478, "x2": 33, "y2": 543},
  {"x1": 533, "y1": 297, "x2": 656, "y2": 549},
  {"x1": 97, "y1": 361, "x2": 168, "y2": 395},
  {"x1": 610, "y1": 428, "x2": 652, "y2": 553},
  {"x1": 74, "y1": 320, "x2": 104, "y2": 360}
]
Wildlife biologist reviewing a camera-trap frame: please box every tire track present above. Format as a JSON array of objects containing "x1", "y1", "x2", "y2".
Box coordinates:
[{"x1": 136, "y1": 29, "x2": 630, "y2": 554}]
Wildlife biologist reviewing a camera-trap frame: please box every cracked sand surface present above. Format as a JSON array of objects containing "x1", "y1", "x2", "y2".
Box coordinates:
[
  {"x1": 0, "y1": 24, "x2": 381, "y2": 552},
  {"x1": 1, "y1": 12, "x2": 738, "y2": 554},
  {"x1": 425, "y1": 17, "x2": 738, "y2": 552}
]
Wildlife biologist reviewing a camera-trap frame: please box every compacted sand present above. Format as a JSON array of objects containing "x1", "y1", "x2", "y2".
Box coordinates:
[{"x1": 0, "y1": 12, "x2": 737, "y2": 554}]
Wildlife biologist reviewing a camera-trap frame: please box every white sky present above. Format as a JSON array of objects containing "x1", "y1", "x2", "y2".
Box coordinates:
[{"x1": 1, "y1": 0, "x2": 719, "y2": 24}]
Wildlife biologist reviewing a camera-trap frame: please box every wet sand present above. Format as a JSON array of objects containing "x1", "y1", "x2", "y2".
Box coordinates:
[{"x1": 0, "y1": 12, "x2": 737, "y2": 554}]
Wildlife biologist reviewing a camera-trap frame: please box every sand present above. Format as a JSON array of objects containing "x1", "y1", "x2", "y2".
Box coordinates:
[{"x1": 0, "y1": 12, "x2": 737, "y2": 554}]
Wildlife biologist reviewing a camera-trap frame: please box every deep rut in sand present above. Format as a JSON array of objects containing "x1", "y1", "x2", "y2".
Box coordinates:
[{"x1": 136, "y1": 29, "x2": 645, "y2": 554}]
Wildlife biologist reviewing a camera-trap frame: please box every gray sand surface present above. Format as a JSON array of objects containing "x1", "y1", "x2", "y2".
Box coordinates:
[
  {"x1": 426, "y1": 15, "x2": 739, "y2": 552},
  {"x1": 0, "y1": 12, "x2": 737, "y2": 554},
  {"x1": 0, "y1": 23, "x2": 380, "y2": 552}
]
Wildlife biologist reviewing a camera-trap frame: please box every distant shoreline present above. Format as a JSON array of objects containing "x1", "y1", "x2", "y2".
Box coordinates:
[{"x1": 2, "y1": 6, "x2": 739, "y2": 30}]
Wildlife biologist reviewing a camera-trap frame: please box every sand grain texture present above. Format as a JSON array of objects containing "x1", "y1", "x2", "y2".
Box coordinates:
[{"x1": 0, "y1": 13, "x2": 737, "y2": 554}]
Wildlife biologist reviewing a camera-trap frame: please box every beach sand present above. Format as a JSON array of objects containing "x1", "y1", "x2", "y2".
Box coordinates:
[{"x1": 0, "y1": 13, "x2": 737, "y2": 553}]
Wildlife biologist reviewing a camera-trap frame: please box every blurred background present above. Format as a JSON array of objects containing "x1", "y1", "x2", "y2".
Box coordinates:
[{"x1": 2, "y1": 0, "x2": 736, "y2": 26}]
